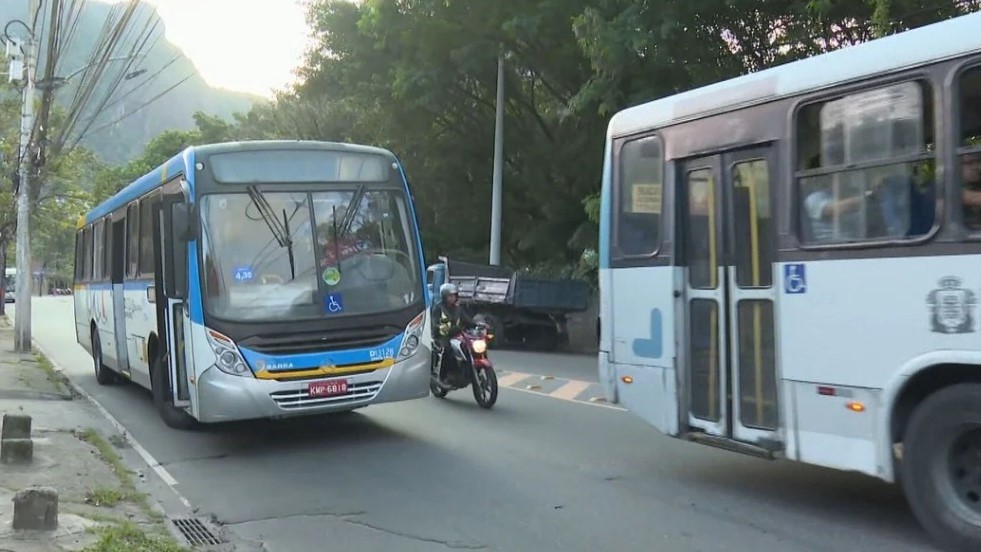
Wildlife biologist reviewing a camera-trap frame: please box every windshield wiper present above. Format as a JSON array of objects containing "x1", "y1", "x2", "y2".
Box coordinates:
[
  {"x1": 338, "y1": 183, "x2": 367, "y2": 237},
  {"x1": 330, "y1": 205, "x2": 342, "y2": 275},
  {"x1": 246, "y1": 185, "x2": 296, "y2": 280}
]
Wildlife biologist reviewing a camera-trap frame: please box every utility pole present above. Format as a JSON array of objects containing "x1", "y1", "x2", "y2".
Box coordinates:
[
  {"x1": 489, "y1": 53, "x2": 504, "y2": 266},
  {"x1": 13, "y1": 0, "x2": 39, "y2": 352}
]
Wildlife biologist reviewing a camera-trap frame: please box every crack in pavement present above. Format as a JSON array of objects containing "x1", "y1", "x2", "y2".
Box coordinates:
[
  {"x1": 217, "y1": 509, "x2": 368, "y2": 526},
  {"x1": 342, "y1": 518, "x2": 487, "y2": 550},
  {"x1": 217, "y1": 510, "x2": 487, "y2": 550}
]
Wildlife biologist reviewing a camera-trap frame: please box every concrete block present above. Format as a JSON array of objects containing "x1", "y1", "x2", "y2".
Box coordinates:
[
  {"x1": 0, "y1": 438, "x2": 33, "y2": 464},
  {"x1": 12, "y1": 486, "x2": 59, "y2": 530},
  {"x1": 1, "y1": 414, "x2": 31, "y2": 440}
]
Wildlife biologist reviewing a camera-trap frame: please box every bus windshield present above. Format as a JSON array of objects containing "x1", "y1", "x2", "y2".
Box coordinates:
[{"x1": 199, "y1": 188, "x2": 420, "y2": 322}]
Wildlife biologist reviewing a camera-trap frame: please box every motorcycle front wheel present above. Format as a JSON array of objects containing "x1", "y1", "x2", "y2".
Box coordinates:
[{"x1": 472, "y1": 367, "x2": 498, "y2": 409}]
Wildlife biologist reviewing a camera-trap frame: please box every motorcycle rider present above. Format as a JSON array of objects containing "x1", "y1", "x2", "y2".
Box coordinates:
[{"x1": 432, "y1": 283, "x2": 475, "y2": 380}]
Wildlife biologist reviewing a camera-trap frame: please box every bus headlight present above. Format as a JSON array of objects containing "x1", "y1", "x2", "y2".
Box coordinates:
[
  {"x1": 398, "y1": 311, "x2": 425, "y2": 361},
  {"x1": 205, "y1": 329, "x2": 251, "y2": 377},
  {"x1": 472, "y1": 339, "x2": 487, "y2": 354}
]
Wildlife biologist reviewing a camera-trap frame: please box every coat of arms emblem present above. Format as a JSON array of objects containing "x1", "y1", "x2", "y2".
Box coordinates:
[{"x1": 927, "y1": 276, "x2": 976, "y2": 334}]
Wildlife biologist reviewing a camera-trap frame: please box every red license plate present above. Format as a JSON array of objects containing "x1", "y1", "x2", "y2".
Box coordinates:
[{"x1": 309, "y1": 380, "x2": 348, "y2": 398}]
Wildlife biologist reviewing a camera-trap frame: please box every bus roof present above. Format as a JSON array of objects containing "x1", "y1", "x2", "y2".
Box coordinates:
[
  {"x1": 80, "y1": 140, "x2": 398, "y2": 227},
  {"x1": 608, "y1": 11, "x2": 981, "y2": 139}
]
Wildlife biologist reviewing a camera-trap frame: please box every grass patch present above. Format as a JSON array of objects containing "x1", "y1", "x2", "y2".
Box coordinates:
[
  {"x1": 82, "y1": 522, "x2": 188, "y2": 552},
  {"x1": 77, "y1": 428, "x2": 153, "y2": 515},
  {"x1": 85, "y1": 486, "x2": 129, "y2": 507},
  {"x1": 32, "y1": 350, "x2": 70, "y2": 395}
]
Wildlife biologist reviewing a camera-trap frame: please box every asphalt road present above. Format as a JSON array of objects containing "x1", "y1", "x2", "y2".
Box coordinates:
[{"x1": 18, "y1": 297, "x2": 939, "y2": 551}]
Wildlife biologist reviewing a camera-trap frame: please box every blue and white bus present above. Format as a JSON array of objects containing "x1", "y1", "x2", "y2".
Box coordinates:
[
  {"x1": 598, "y1": 12, "x2": 981, "y2": 551},
  {"x1": 73, "y1": 140, "x2": 431, "y2": 429}
]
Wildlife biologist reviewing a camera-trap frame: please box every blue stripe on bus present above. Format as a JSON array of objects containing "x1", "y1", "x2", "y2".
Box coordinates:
[
  {"x1": 394, "y1": 160, "x2": 432, "y2": 307},
  {"x1": 599, "y1": 139, "x2": 613, "y2": 270},
  {"x1": 237, "y1": 332, "x2": 405, "y2": 372},
  {"x1": 184, "y1": 149, "x2": 206, "y2": 325}
]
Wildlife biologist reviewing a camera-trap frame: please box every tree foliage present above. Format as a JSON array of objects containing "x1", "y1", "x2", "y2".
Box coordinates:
[
  {"x1": 92, "y1": 112, "x2": 236, "y2": 204},
  {"x1": 0, "y1": 81, "x2": 103, "y2": 295},
  {"x1": 231, "y1": 0, "x2": 976, "y2": 281},
  {"x1": 25, "y1": 0, "x2": 981, "y2": 293}
]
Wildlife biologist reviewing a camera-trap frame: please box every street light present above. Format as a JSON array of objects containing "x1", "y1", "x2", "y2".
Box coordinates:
[{"x1": 34, "y1": 55, "x2": 147, "y2": 91}]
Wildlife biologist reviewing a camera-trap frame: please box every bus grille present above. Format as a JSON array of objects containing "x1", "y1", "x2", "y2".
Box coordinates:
[
  {"x1": 240, "y1": 326, "x2": 400, "y2": 355},
  {"x1": 270, "y1": 381, "x2": 383, "y2": 410}
]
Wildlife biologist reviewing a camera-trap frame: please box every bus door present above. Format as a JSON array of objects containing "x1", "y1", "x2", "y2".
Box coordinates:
[
  {"x1": 110, "y1": 217, "x2": 130, "y2": 378},
  {"x1": 678, "y1": 146, "x2": 781, "y2": 449},
  {"x1": 154, "y1": 184, "x2": 195, "y2": 413}
]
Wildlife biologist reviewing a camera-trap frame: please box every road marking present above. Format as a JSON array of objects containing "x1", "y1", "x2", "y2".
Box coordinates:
[
  {"x1": 550, "y1": 380, "x2": 591, "y2": 401},
  {"x1": 504, "y1": 385, "x2": 627, "y2": 412},
  {"x1": 496, "y1": 370, "x2": 626, "y2": 412},
  {"x1": 30, "y1": 337, "x2": 193, "y2": 510},
  {"x1": 497, "y1": 372, "x2": 532, "y2": 387}
]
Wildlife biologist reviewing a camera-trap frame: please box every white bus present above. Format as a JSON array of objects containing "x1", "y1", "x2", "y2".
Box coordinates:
[
  {"x1": 597, "y1": 12, "x2": 981, "y2": 551},
  {"x1": 74, "y1": 140, "x2": 431, "y2": 430}
]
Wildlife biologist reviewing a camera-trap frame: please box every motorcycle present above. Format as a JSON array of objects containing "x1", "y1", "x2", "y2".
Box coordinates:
[{"x1": 430, "y1": 323, "x2": 498, "y2": 409}]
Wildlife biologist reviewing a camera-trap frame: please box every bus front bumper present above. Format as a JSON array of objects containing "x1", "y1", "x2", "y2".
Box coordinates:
[{"x1": 194, "y1": 345, "x2": 431, "y2": 423}]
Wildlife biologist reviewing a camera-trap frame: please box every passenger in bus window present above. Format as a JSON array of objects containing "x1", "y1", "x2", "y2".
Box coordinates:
[
  {"x1": 960, "y1": 153, "x2": 981, "y2": 228},
  {"x1": 803, "y1": 182, "x2": 874, "y2": 242}
]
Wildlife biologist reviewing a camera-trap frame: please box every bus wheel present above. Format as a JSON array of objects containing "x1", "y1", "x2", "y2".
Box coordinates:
[
  {"x1": 92, "y1": 332, "x2": 118, "y2": 386},
  {"x1": 902, "y1": 383, "x2": 981, "y2": 551},
  {"x1": 150, "y1": 357, "x2": 197, "y2": 430}
]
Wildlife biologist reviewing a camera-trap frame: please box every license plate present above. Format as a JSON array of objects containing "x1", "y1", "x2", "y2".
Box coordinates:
[{"x1": 309, "y1": 380, "x2": 348, "y2": 398}]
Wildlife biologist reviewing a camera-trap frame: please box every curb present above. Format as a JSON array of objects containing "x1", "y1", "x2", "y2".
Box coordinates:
[
  {"x1": 5, "y1": 312, "x2": 193, "y2": 511},
  {"x1": 32, "y1": 337, "x2": 194, "y2": 510}
]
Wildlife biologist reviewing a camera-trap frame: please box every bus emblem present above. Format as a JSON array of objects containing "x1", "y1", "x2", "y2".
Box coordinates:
[
  {"x1": 254, "y1": 359, "x2": 295, "y2": 371},
  {"x1": 927, "y1": 276, "x2": 976, "y2": 334}
]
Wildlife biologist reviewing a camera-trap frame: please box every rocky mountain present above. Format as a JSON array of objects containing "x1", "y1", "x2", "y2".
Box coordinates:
[{"x1": 1, "y1": 0, "x2": 261, "y2": 163}]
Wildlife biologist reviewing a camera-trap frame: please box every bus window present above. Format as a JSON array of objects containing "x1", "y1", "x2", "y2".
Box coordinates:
[
  {"x1": 126, "y1": 203, "x2": 139, "y2": 278},
  {"x1": 959, "y1": 65, "x2": 981, "y2": 230},
  {"x1": 102, "y1": 216, "x2": 111, "y2": 280},
  {"x1": 685, "y1": 168, "x2": 718, "y2": 289},
  {"x1": 732, "y1": 159, "x2": 773, "y2": 288},
  {"x1": 74, "y1": 231, "x2": 84, "y2": 283},
  {"x1": 796, "y1": 80, "x2": 936, "y2": 244},
  {"x1": 615, "y1": 135, "x2": 663, "y2": 257},
  {"x1": 138, "y1": 194, "x2": 157, "y2": 277},
  {"x1": 82, "y1": 227, "x2": 93, "y2": 281},
  {"x1": 93, "y1": 220, "x2": 105, "y2": 282}
]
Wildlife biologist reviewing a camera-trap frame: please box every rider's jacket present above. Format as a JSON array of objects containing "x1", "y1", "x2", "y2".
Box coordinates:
[{"x1": 433, "y1": 302, "x2": 473, "y2": 339}]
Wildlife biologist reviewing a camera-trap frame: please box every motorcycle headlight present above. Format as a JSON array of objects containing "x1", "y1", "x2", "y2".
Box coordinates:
[
  {"x1": 398, "y1": 311, "x2": 425, "y2": 361},
  {"x1": 205, "y1": 329, "x2": 252, "y2": 377},
  {"x1": 472, "y1": 339, "x2": 487, "y2": 354}
]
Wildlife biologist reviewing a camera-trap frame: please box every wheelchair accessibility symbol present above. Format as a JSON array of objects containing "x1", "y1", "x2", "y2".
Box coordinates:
[
  {"x1": 783, "y1": 264, "x2": 807, "y2": 294},
  {"x1": 324, "y1": 293, "x2": 344, "y2": 314}
]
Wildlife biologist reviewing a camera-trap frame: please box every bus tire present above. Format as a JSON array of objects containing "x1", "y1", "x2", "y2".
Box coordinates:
[
  {"x1": 150, "y1": 356, "x2": 197, "y2": 430},
  {"x1": 91, "y1": 331, "x2": 118, "y2": 386},
  {"x1": 902, "y1": 383, "x2": 981, "y2": 552}
]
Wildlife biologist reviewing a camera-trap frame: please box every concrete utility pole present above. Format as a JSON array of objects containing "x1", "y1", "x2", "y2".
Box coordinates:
[
  {"x1": 489, "y1": 53, "x2": 504, "y2": 266},
  {"x1": 13, "y1": 0, "x2": 39, "y2": 352}
]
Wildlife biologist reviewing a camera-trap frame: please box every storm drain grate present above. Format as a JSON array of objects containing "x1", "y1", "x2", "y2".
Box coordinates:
[{"x1": 170, "y1": 517, "x2": 224, "y2": 546}]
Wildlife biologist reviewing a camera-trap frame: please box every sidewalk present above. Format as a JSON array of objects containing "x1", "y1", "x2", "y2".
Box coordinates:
[{"x1": 0, "y1": 317, "x2": 188, "y2": 552}]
